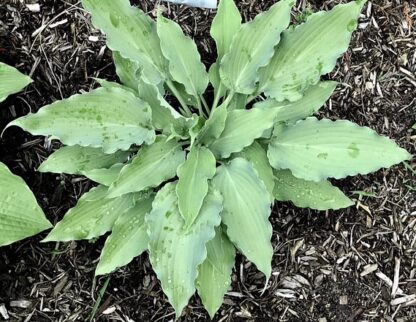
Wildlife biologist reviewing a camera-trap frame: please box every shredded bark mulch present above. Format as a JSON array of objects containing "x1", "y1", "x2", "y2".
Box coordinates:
[{"x1": 0, "y1": 0, "x2": 415, "y2": 321}]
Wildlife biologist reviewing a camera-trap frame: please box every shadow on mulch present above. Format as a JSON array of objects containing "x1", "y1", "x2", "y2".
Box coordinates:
[{"x1": 0, "y1": 0, "x2": 415, "y2": 321}]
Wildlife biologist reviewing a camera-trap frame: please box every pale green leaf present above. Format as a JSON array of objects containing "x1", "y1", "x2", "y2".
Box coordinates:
[
  {"x1": 7, "y1": 87, "x2": 154, "y2": 154},
  {"x1": 96, "y1": 193, "x2": 154, "y2": 275},
  {"x1": 254, "y1": 81, "x2": 337, "y2": 123},
  {"x1": 0, "y1": 62, "x2": 32, "y2": 103},
  {"x1": 94, "y1": 78, "x2": 137, "y2": 95},
  {"x1": 227, "y1": 93, "x2": 248, "y2": 110},
  {"x1": 212, "y1": 158, "x2": 273, "y2": 277},
  {"x1": 209, "y1": 107, "x2": 278, "y2": 158},
  {"x1": 38, "y1": 145, "x2": 128, "y2": 174},
  {"x1": 412, "y1": 123, "x2": 416, "y2": 130},
  {"x1": 84, "y1": 163, "x2": 125, "y2": 186},
  {"x1": 82, "y1": 0, "x2": 166, "y2": 84},
  {"x1": 157, "y1": 14, "x2": 209, "y2": 99},
  {"x1": 220, "y1": 0, "x2": 292, "y2": 94},
  {"x1": 233, "y1": 142, "x2": 274, "y2": 200},
  {"x1": 211, "y1": 0, "x2": 241, "y2": 60},
  {"x1": 197, "y1": 105, "x2": 228, "y2": 146},
  {"x1": 208, "y1": 63, "x2": 227, "y2": 102},
  {"x1": 273, "y1": 169, "x2": 354, "y2": 210},
  {"x1": 107, "y1": 137, "x2": 185, "y2": 198},
  {"x1": 268, "y1": 117, "x2": 411, "y2": 181},
  {"x1": 258, "y1": 1, "x2": 365, "y2": 101},
  {"x1": 196, "y1": 226, "x2": 235, "y2": 319},
  {"x1": 0, "y1": 162, "x2": 52, "y2": 247},
  {"x1": 43, "y1": 186, "x2": 134, "y2": 242},
  {"x1": 176, "y1": 146, "x2": 216, "y2": 228},
  {"x1": 112, "y1": 51, "x2": 141, "y2": 91},
  {"x1": 147, "y1": 183, "x2": 222, "y2": 317}
]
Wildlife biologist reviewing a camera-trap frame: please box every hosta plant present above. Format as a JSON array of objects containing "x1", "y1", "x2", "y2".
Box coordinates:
[
  {"x1": 6, "y1": 0, "x2": 411, "y2": 317},
  {"x1": 0, "y1": 62, "x2": 52, "y2": 246}
]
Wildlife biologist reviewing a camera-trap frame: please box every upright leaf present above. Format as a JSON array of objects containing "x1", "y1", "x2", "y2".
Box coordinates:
[
  {"x1": 233, "y1": 142, "x2": 275, "y2": 199},
  {"x1": 209, "y1": 107, "x2": 277, "y2": 158},
  {"x1": 220, "y1": 0, "x2": 292, "y2": 94},
  {"x1": 196, "y1": 226, "x2": 236, "y2": 319},
  {"x1": 7, "y1": 87, "x2": 155, "y2": 154},
  {"x1": 96, "y1": 193, "x2": 154, "y2": 275},
  {"x1": 197, "y1": 104, "x2": 228, "y2": 146},
  {"x1": 84, "y1": 163, "x2": 125, "y2": 186},
  {"x1": 268, "y1": 117, "x2": 411, "y2": 181},
  {"x1": 211, "y1": 0, "x2": 241, "y2": 60},
  {"x1": 176, "y1": 146, "x2": 216, "y2": 228},
  {"x1": 254, "y1": 81, "x2": 337, "y2": 123},
  {"x1": 82, "y1": 0, "x2": 166, "y2": 84},
  {"x1": 0, "y1": 62, "x2": 32, "y2": 103},
  {"x1": 107, "y1": 138, "x2": 185, "y2": 198},
  {"x1": 43, "y1": 186, "x2": 134, "y2": 242},
  {"x1": 157, "y1": 14, "x2": 209, "y2": 100},
  {"x1": 38, "y1": 145, "x2": 128, "y2": 174},
  {"x1": 273, "y1": 169, "x2": 353, "y2": 210},
  {"x1": 0, "y1": 162, "x2": 52, "y2": 246},
  {"x1": 258, "y1": 1, "x2": 365, "y2": 101},
  {"x1": 147, "y1": 183, "x2": 223, "y2": 317},
  {"x1": 112, "y1": 51, "x2": 141, "y2": 91},
  {"x1": 213, "y1": 158, "x2": 273, "y2": 277}
]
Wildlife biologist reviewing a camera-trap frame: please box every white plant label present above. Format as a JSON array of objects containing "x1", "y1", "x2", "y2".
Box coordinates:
[{"x1": 161, "y1": 0, "x2": 217, "y2": 9}]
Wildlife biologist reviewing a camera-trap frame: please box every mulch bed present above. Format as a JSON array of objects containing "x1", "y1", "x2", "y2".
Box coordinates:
[{"x1": 0, "y1": 0, "x2": 415, "y2": 321}]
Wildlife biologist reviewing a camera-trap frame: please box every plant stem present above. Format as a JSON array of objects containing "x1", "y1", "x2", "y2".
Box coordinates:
[
  {"x1": 200, "y1": 95, "x2": 209, "y2": 118},
  {"x1": 166, "y1": 80, "x2": 192, "y2": 117},
  {"x1": 211, "y1": 82, "x2": 223, "y2": 114},
  {"x1": 222, "y1": 91, "x2": 235, "y2": 109}
]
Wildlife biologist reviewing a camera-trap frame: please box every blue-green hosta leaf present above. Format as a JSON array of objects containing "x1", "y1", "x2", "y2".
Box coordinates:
[
  {"x1": 94, "y1": 78, "x2": 137, "y2": 95},
  {"x1": 0, "y1": 62, "x2": 32, "y2": 103},
  {"x1": 43, "y1": 186, "x2": 134, "y2": 242},
  {"x1": 197, "y1": 105, "x2": 228, "y2": 146},
  {"x1": 208, "y1": 63, "x2": 227, "y2": 101},
  {"x1": 268, "y1": 117, "x2": 411, "y2": 181},
  {"x1": 273, "y1": 169, "x2": 353, "y2": 210},
  {"x1": 220, "y1": 0, "x2": 292, "y2": 94},
  {"x1": 211, "y1": 0, "x2": 241, "y2": 60},
  {"x1": 147, "y1": 183, "x2": 223, "y2": 317},
  {"x1": 7, "y1": 87, "x2": 154, "y2": 154},
  {"x1": 82, "y1": 0, "x2": 166, "y2": 85},
  {"x1": 233, "y1": 142, "x2": 274, "y2": 200},
  {"x1": 258, "y1": 1, "x2": 365, "y2": 101},
  {"x1": 0, "y1": 162, "x2": 52, "y2": 246},
  {"x1": 212, "y1": 158, "x2": 273, "y2": 277},
  {"x1": 96, "y1": 193, "x2": 154, "y2": 275},
  {"x1": 196, "y1": 226, "x2": 236, "y2": 319},
  {"x1": 176, "y1": 146, "x2": 216, "y2": 228},
  {"x1": 157, "y1": 14, "x2": 209, "y2": 100},
  {"x1": 38, "y1": 145, "x2": 128, "y2": 175},
  {"x1": 209, "y1": 107, "x2": 278, "y2": 158},
  {"x1": 254, "y1": 81, "x2": 337, "y2": 124},
  {"x1": 84, "y1": 163, "x2": 125, "y2": 186},
  {"x1": 112, "y1": 51, "x2": 141, "y2": 91},
  {"x1": 227, "y1": 93, "x2": 248, "y2": 110},
  {"x1": 137, "y1": 81, "x2": 185, "y2": 133},
  {"x1": 107, "y1": 138, "x2": 185, "y2": 198}
]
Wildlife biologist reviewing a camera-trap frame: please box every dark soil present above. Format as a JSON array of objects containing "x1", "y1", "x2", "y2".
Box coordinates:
[{"x1": 0, "y1": 0, "x2": 415, "y2": 321}]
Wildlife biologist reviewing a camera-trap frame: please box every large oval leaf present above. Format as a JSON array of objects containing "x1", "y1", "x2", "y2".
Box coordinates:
[
  {"x1": 176, "y1": 146, "x2": 216, "y2": 229},
  {"x1": 273, "y1": 169, "x2": 353, "y2": 210},
  {"x1": 220, "y1": 0, "x2": 292, "y2": 94},
  {"x1": 268, "y1": 117, "x2": 411, "y2": 181},
  {"x1": 0, "y1": 62, "x2": 32, "y2": 103},
  {"x1": 209, "y1": 107, "x2": 278, "y2": 158},
  {"x1": 258, "y1": 1, "x2": 365, "y2": 101},
  {"x1": 7, "y1": 87, "x2": 155, "y2": 154},
  {"x1": 147, "y1": 183, "x2": 222, "y2": 317},
  {"x1": 43, "y1": 186, "x2": 134, "y2": 242},
  {"x1": 96, "y1": 193, "x2": 154, "y2": 275},
  {"x1": 0, "y1": 162, "x2": 52, "y2": 246},
  {"x1": 107, "y1": 137, "x2": 185, "y2": 198},
  {"x1": 82, "y1": 0, "x2": 166, "y2": 84},
  {"x1": 38, "y1": 145, "x2": 128, "y2": 174},
  {"x1": 212, "y1": 158, "x2": 273, "y2": 277},
  {"x1": 196, "y1": 226, "x2": 236, "y2": 319},
  {"x1": 254, "y1": 81, "x2": 337, "y2": 124},
  {"x1": 157, "y1": 14, "x2": 209, "y2": 100}
]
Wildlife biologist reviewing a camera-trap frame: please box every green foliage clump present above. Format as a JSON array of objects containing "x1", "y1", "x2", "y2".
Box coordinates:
[{"x1": 4, "y1": 0, "x2": 411, "y2": 318}]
